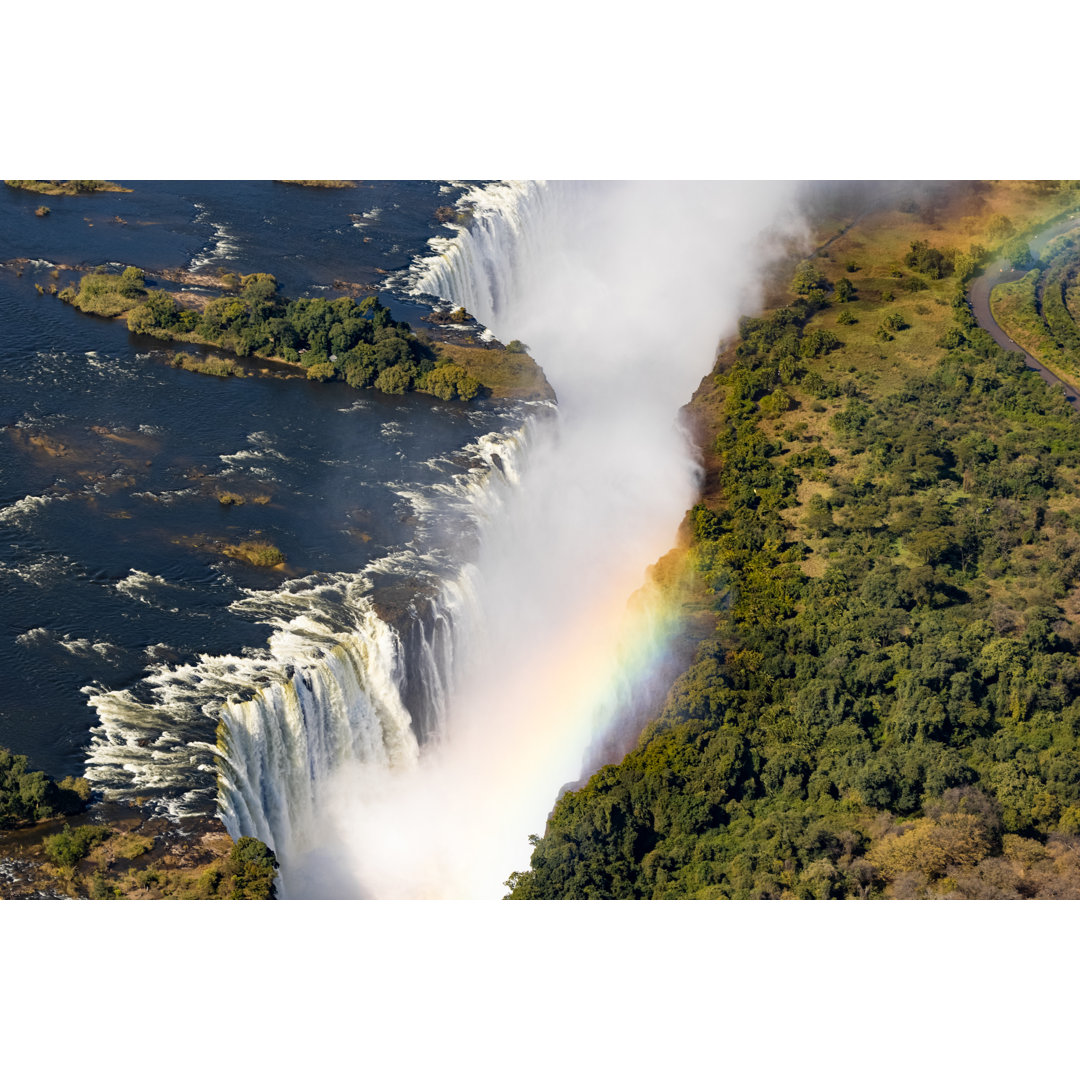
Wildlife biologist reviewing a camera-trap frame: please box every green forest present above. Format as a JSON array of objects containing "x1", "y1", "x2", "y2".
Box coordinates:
[
  {"x1": 509, "y1": 189, "x2": 1080, "y2": 899},
  {"x1": 0, "y1": 745, "x2": 90, "y2": 827}
]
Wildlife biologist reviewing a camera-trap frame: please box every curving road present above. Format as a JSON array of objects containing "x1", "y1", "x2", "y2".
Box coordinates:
[{"x1": 967, "y1": 211, "x2": 1080, "y2": 411}]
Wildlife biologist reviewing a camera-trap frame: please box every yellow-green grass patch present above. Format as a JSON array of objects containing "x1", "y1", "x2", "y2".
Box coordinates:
[{"x1": 432, "y1": 341, "x2": 555, "y2": 401}]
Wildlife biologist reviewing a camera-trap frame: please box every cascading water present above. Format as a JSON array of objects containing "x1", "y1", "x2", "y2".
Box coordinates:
[{"x1": 82, "y1": 420, "x2": 534, "y2": 871}]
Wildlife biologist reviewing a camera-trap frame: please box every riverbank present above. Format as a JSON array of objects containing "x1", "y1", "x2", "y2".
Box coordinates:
[{"x1": 0, "y1": 749, "x2": 276, "y2": 899}]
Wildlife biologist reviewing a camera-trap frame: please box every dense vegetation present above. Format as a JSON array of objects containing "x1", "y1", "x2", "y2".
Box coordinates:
[
  {"x1": 0, "y1": 746, "x2": 90, "y2": 827},
  {"x1": 509, "y1": 186, "x2": 1080, "y2": 899},
  {"x1": 59, "y1": 268, "x2": 485, "y2": 400},
  {"x1": 217, "y1": 836, "x2": 279, "y2": 899}
]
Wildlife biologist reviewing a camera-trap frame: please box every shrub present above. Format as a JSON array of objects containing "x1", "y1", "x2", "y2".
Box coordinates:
[
  {"x1": 57, "y1": 775, "x2": 91, "y2": 812},
  {"x1": 0, "y1": 747, "x2": 75, "y2": 825},
  {"x1": 1002, "y1": 237, "x2": 1034, "y2": 270},
  {"x1": 127, "y1": 291, "x2": 180, "y2": 333},
  {"x1": 792, "y1": 260, "x2": 830, "y2": 295},
  {"x1": 375, "y1": 363, "x2": 413, "y2": 395},
  {"x1": 759, "y1": 389, "x2": 794, "y2": 418},
  {"x1": 305, "y1": 361, "x2": 338, "y2": 382},
  {"x1": 119, "y1": 266, "x2": 146, "y2": 297},
  {"x1": 90, "y1": 871, "x2": 117, "y2": 899},
  {"x1": 904, "y1": 240, "x2": 954, "y2": 279},
  {"x1": 116, "y1": 835, "x2": 154, "y2": 860},
  {"x1": 834, "y1": 278, "x2": 856, "y2": 302},
  {"x1": 43, "y1": 825, "x2": 110, "y2": 869},
  {"x1": 419, "y1": 363, "x2": 482, "y2": 401},
  {"x1": 68, "y1": 273, "x2": 144, "y2": 317},
  {"x1": 223, "y1": 837, "x2": 278, "y2": 899},
  {"x1": 171, "y1": 353, "x2": 240, "y2": 377},
  {"x1": 801, "y1": 329, "x2": 842, "y2": 358}
]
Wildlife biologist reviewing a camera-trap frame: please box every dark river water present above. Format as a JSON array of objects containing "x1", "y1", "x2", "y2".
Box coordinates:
[{"x1": 0, "y1": 180, "x2": 518, "y2": 791}]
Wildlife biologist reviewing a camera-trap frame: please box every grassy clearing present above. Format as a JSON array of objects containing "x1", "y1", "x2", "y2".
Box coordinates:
[
  {"x1": 432, "y1": 341, "x2": 555, "y2": 401},
  {"x1": 171, "y1": 352, "x2": 243, "y2": 378},
  {"x1": 786, "y1": 182, "x2": 1080, "y2": 403},
  {"x1": 60, "y1": 265, "x2": 147, "y2": 318}
]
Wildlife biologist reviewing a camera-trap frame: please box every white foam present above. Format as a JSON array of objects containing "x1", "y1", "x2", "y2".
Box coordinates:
[
  {"x1": 189, "y1": 202, "x2": 241, "y2": 271},
  {"x1": 114, "y1": 569, "x2": 173, "y2": 606},
  {"x1": 0, "y1": 493, "x2": 66, "y2": 526},
  {"x1": 16, "y1": 627, "x2": 120, "y2": 662}
]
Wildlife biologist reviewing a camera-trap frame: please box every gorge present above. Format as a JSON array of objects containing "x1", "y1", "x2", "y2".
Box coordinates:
[{"x1": 217, "y1": 181, "x2": 800, "y2": 897}]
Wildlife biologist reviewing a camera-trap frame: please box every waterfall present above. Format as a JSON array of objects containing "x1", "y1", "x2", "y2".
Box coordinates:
[
  {"x1": 85, "y1": 181, "x2": 800, "y2": 898},
  {"x1": 82, "y1": 421, "x2": 533, "y2": 873}
]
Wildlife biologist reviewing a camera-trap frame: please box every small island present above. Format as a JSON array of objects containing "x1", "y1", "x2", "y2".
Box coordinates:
[
  {"x1": 276, "y1": 180, "x2": 356, "y2": 189},
  {"x1": 5, "y1": 180, "x2": 132, "y2": 195},
  {"x1": 57, "y1": 265, "x2": 554, "y2": 402}
]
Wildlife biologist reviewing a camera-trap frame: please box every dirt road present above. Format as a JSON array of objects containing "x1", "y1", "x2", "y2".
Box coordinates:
[{"x1": 967, "y1": 213, "x2": 1080, "y2": 410}]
